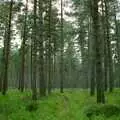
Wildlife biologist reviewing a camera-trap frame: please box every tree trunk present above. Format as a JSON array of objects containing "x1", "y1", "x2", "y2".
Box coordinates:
[
  {"x1": 114, "y1": 4, "x2": 120, "y2": 87},
  {"x1": 60, "y1": 0, "x2": 64, "y2": 93},
  {"x1": 104, "y1": 0, "x2": 114, "y2": 92},
  {"x1": 38, "y1": 0, "x2": 46, "y2": 96},
  {"x1": 48, "y1": 0, "x2": 52, "y2": 94},
  {"x1": 2, "y1": 0, "x2": 13, "y2": 95},
  {"x1": 89, "y1": 0, "x2": 96, "y2": 96},
  {"x1": 31, "y1": 0, "x2": 37, "y2": 100},
  {"x1": 20, "y1": 0, "x2": 28, "y2": 92},
  {"x1": 101, "y1": 0, "x2": 108, "y2": 91},
  {"x1": 92, "y1": 0, "x2": 105, "y2": 103}
]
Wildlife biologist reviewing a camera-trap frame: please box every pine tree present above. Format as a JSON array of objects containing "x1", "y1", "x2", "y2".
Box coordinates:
[
  {"x1": 2, "y1": 0, "x2": 13, "y2": 95},
  {"x1": 60, "y1": 0, "x2": 64, "y2": 93},
  {"x1": 31, "y1": 0, "x2": 37, "y2": 100},
  {"x1": 20, "y1": 0, "x2": 28, "y2": 92},
  {"x1": 38, "y1": 0, "x2": 46, "y2": 96},
  {"x1": 91, "y1": 0, "x2": 105, "y2": 103},
  {"x1": 48, "y1": 0, "x2": 52, "y2": 94}
]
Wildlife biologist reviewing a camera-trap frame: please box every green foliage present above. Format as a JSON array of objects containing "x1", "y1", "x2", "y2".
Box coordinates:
[
  {"x1": 83, "y1": 104, "x2": 101, "y2": 117},
  {"x1": 84, "y1": 104, "x2": 120, "y2": 119},
  {"x1": 100, "y1": 104, "x2": 120, "y2": 117},
  {"x1": 25, "y1": 101, "x2": 38, "y2": 112},
  {"x1": 0, "y1": 90, "x2": 120, "y2": 120}
]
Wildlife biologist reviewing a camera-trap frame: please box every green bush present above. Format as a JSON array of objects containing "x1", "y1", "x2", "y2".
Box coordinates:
[
  {"x1": 83, "y1": 104, "x2": 120, "y2": 119},
  {"x1": 25, "y1": 101, "x2": 38, "y2": 112},
  {"x1": 100, "y1": 104, "x2": 120, "y2": 117}
]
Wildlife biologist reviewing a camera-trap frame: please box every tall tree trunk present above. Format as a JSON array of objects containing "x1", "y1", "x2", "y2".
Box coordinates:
[
  {"x1": 101, "y1": 0, "x2": 108, "y2": 91},
  {"x1": 0, "y1": 28, "x2": 7, "y2": 92},
  {"x1": 52, "y1": 32, "x2": 57, "y2": 89},
  {"x1": 114, "y1": 4, "x2": 120, "y2": 87},
  {"x1": 104, "y1": 0, "x2": 114, "y2": 92},
  {"x1": 92, "y1": 0, "x2": 105, "y2": 103},
  {"x1": 48, "y1": 0, "x2": 52, "y2": 94},
  {"x1": 20, "y1": 0, "x2": 28, "y2": 92},
  {"x1": 2, "y1": 0, "x2": 13, "y2": 95},
  {"x1": 89, "y1": 0, "x2": 96, "y2": 96},
  {"x1": 88, "y1": 17, "x2": 96, "y2": 96},
  {"x1": 60, "y1": 0, "x2": 64, "y2": 93},
  {"x1": 38, "y1": 0, "x2": 46, "y2": 96},
  {"x1": 31, "y1": 0, "x2": 37, "y2": 100}
]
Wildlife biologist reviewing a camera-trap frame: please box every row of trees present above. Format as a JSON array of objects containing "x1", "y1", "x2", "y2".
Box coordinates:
[
  {"x1": 0, "y1": 0, "x2": 120, "y2": 103},
  {"x1": 71, "y1": 0, "x2": 120, "y2": 103},
  {"x1": 0, "y1": 0, "x2": 80, "y2": 100}
]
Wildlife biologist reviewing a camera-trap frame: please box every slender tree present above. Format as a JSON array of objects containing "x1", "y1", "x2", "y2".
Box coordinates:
[
  {"x1": 2, "y1": 0, "x2": 13, "y2": 95},
  {"x1": 88, "y1": 0, "x2": 96, "y2": 96},
  {"x1": 60, "y1": 0, "x2": 64, "y2": 93},
  {"x1": 20, "y1": 0, "x2": 28, "y2": 92},
  {"x1": 104, "y1": 0, "x2": 114, "y2": 92},
  {"x1": 101, "y1": 0, "x2": 108, "y2": 91},
  {"x1": 48, "y1": 0, "x2": 52, "y2": 94},
  {"x1": 31, "y1": 0, "x2": 37, "y2": 100},
  {"x1": 113, "y1": 2, "x2": 120, "y2": 87},
  {"x1": 38, "y1": 0, "x2": 46, "y2": 96}
]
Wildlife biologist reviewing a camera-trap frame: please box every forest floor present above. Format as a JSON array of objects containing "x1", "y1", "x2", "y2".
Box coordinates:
[{"x1": 0, "y1": 89, "x2": 120, "y2": 120}]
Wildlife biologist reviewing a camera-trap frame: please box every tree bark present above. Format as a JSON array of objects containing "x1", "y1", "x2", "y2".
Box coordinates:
[
  {"x1": 38, "y1": 0, "x2": 46, "y2": 96},
  {"x1": 31, "y1": 0, "x2": 37, "y2": 100},
  {"x1": 2, "y1": 0, "x2": 13, "y2": 95},
  {"x1": 92, "y1": 0, "x2": 105, "y2": 103},
  {"x1": 48, "y1": 0, "x2": 52, "y2": 94},
  {"x1": 60, "y1": 0, "x2": 64, "y2": 93},
  {"x1": 20, "y1": 0, "x2": 28, "y2": 92},
  {"x1": 104, "y1": 0, "x2": 114, "y2": 92}
]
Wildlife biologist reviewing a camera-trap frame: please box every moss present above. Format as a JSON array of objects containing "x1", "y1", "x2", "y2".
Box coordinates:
[
  {"x1": 100, "y1": 104, "x2": 120, "y2": 117},
  {"x1": 84, "y1": 104, "x2": 120, "y2": 119},
  {"x1": 83, "y1": 104, "x2": 101, "y2": 118},
  {"x1": 25, "y1": 102, "x2": 38, "y2": 112}
]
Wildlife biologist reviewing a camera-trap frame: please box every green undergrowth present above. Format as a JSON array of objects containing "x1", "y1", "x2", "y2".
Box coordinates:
[{"x1": 0, "y1": 89, "x2": 120, "y2": 120}]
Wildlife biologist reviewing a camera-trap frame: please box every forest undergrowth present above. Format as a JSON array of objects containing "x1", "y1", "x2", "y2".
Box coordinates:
[{"x1": 0, "y1": 89, "x2": 120, "y2": 120}]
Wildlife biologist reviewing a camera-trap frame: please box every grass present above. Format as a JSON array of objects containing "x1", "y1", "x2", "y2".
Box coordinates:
[{"x1": 0, "y1": 89, "x2": 120, "y2": 120}]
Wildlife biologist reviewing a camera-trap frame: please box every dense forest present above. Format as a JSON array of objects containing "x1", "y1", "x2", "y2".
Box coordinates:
[{"x1": 0, "y1": 0, "x2": 120, "y2": 119}]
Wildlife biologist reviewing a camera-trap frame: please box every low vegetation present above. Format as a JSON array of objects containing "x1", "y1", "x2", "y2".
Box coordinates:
[{"x1": 0, "y1": 89, "x2": 120, "y2": 120}]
